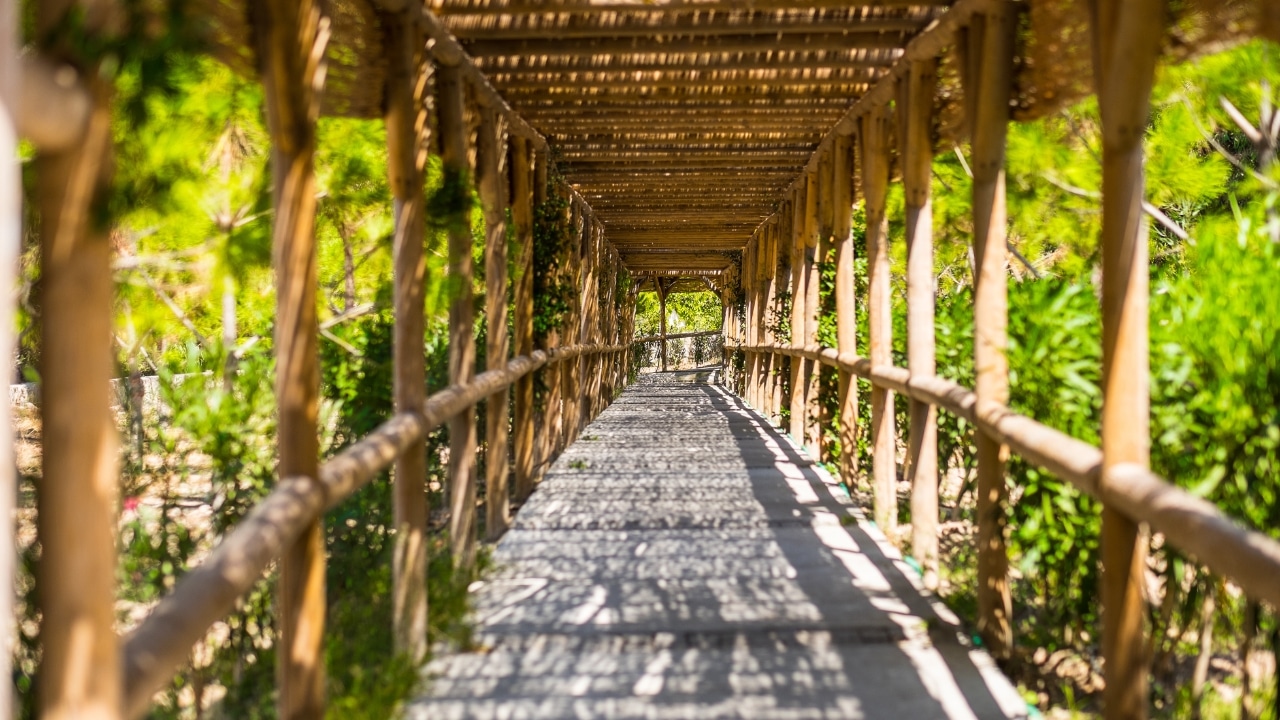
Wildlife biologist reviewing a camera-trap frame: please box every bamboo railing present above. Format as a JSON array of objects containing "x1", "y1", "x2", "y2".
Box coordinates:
[
  {"x1": 726, "y1": 2, "x2": 1280, "y2": 716},
  {"x1": 12, "y1": 1, "x2": 637, "y2": 718}
]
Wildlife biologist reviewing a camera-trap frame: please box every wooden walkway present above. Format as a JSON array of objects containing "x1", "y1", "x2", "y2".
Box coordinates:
[{"x1": 409, "y1": 370, "x2": 1027, "y2": 719}]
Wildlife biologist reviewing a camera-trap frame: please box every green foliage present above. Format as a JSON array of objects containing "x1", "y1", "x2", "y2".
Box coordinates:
[
  {"x1": 531, "y1": 190, "x2": 576, "y2": 338},
  {"x1": 634, "y1": 290, "x2": 723, "y2": 337}
]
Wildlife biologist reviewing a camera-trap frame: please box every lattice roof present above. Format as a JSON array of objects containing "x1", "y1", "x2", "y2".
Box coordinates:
[{"x1": 194, "y1": 0, "x2": 1279, "y2": 276}]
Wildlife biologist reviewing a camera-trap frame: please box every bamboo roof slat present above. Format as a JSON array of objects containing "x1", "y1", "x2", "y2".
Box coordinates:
[{"x1": 184, "y1": 0, "x2": 1274, "y2": 272}]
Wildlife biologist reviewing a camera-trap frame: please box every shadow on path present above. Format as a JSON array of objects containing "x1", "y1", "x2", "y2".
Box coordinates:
[{"x1": 407, "y1": 369, "x2": 1027, "y2": 720}]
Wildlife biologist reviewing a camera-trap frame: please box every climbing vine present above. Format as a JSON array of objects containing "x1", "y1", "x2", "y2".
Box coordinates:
[{"x1": 531, "y1": 186, "x2": 576, "y2": 339}]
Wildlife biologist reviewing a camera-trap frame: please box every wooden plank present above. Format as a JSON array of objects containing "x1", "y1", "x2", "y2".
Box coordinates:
[
  {"x1": 512, "y1": 137, "x2": 536, "y2": 502},
  {"x1": 438, "y1": 64, "x2": 479, "y2": 568},
  {"x1": 967, "y1": 7, "x2": 1014, "y2": 661},
  {"x1": 833, "y1": 132, "x2": 859, "y2": 494},
  {"x1": 861, "y1": 105, "x2": 895, "y2": 535},
  {"x1": 255, "y1": 0, "x2": 329, "y2": 714},
  {"x1": 384, "y1": 8, "x2": 430, "y2": 660},
  {"x1": 33, "y1": 3, "x2": 120, "y2": 717},
  {"x1": 478, "y1": 104, "x2": 511, "y2": 541},
  {"x1": 1090, "y1": 0, "x2": 1163, "y2": 716},
  {"x1": 900, "y1": 57, "x2": 939, "y2": 591}
]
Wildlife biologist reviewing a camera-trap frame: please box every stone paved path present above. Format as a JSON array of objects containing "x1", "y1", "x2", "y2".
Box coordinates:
[{"x1": 408, "y1": 370, "x2": 1027, "y2": 719}]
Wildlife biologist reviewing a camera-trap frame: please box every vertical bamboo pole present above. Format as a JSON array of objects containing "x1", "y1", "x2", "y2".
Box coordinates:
[
  {"x1": 658, "y1": 279, "x2": 669, "y2": 371},
  {"x1": 533, "y1": 153, "x2": 560, "y2": 480},
  {"x1": 968, "y1": 7, "x2": 1015, "y2": 660},
  {"x1": 757, "y1": 224, "x2": 768, "y2": 420},
  {"x1": 741, "y1": 239, "x2": 753, "y2": 401},
  {"x1": 256, "y1": 0, "x2": 329, "y2": 714},
  {"x1": 861, "y1": 106, "x2": 896, "y2": 535},
  {"x1": 0, "y1": 0, "x2": 19, "y2": 715},
  {"x1": 816, "y1": 150, "x2": 836, "y2": 460},
  {"x1": 477, "y1": 104, "x2": 510, "y2": 540},
  {"x1": 900, "y1": 58, "x2": 940, "y2": 591},
  {"x1": 748, "y1": 230, "x2": 759, "y2": 403},
  {"x1": 384, "y1": 10, "x2": 429, "y2": 659},
  {"x1": 760, "y1": 223, "x2": 776, "y2": 423},
  {"x1": 789, "y1": 191, "x2": 807, "y2": 443},
  {"x1": 511, "y1": 137, "x2": 536, "y2": 501},
  {"x1": 561, "y1": 206, "x2": 583, "y2": 443},
  {"x1": 34, "y1": 3, "x2": 120, "y2": 717},
  {"x1": 833, "y1": 132, "x2": 859, "y2": 490},
  {"x1": 756, "y1": 234, "x2": 770, "y2": 408},
  {"x1": 437, "y1": 65, "x2": 478, "y2": 567},
  {"x1": 770, "y1": 219, "x2": 786, "y2": 427},
  {"x1": 803, "y1": 169, "x2": 823, "y2": 453},
  {"x1": 1090, "y1": 0, "x2": 1162, "y2": 715}
]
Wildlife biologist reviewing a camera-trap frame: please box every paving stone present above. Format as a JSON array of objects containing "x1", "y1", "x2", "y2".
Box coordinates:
[{"x1": 410, "y1": 370, "x2": 1028, "y2": 720}]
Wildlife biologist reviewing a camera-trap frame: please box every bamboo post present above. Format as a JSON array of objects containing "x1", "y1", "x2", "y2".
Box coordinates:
[
  {"x1": 384, "y1": 10, "x2": 429, "y2": 659},
  {"x1": 814, "y1": 152, "x2": 834, "y2": 453},
  {"x1": 900, "y1": 58, "x2": 940, "y2": 591},
  {"x1": 658, "y1": 279, "x2": 669, "y2": 371},
  {"x1": 553, "y1": 199, "x2": 574, "y2": 454},
  {"x1": 533, "y1": 153, "x2": 560, "y2": 481},
  {"x1": 256, "y1": 0, "x2": 331, "y2": 714},
  {"x1": 1090, "y1": 0, "x2": 1163, "y2": 715},
  {"x1": 438, "y1": 65, "x2": 479, "y2": 567},
  {"x1": 756, "y1": 234, "x2": 770, "y2": 408},
  {"x1": 512, "y1": 137, "x2": 536, "y2": 501},
  {"x1": 802, "y1": 170, "x2": 822, "y2": 453},
  {"x1": 478, "y1": 104, "x2": 510, "y2": 540},
  {"x1": 759, "y1": 224, "x2": 774, "y2": 422},
  {"x1": 0, "y1": 0, "x2": 18, "y2": 715},
  {"x1": 256, "y1": 0, "x2": 330, "y2": 715},
  {"x1": 967, "y1": 7, "x2": 1015, "y2": 660},
  {"x1": 34, "y1": 2, "x2": 121, "y2": 716},
  {"x1": 789, "y1": 191, "x2": 807, "y2": 443},
  {"x1": 833, "y1": 132, "x2": 858, "y2": 491},
  {"x1": 560, "y1": 205, "x2": 583, "y2": 443},
  {"x1": 747, "y1": 231, "x2": 759, "y2": 405},
  {"x1": 770, "y1": 219, "x2": 787, "y2": 427},
  {"x1": 861, "y1": 106, "x2": 896, "y2": 535}
]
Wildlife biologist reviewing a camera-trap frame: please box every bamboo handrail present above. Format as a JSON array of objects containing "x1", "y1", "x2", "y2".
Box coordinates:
[
  {"x1": 733, "y1": 343, "x2": 1280, "y2": 611},
  {"x1": 631, "y1": 329, "x2": 722, "y2": 344},
  {"x1": 121, "y1": 343, "x2": 627, "y2": 719}
]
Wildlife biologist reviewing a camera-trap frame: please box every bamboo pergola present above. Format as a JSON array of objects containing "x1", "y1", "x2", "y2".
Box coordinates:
[{"x1": 5, "y1": 0, "x2": 1280, "y2": 719}]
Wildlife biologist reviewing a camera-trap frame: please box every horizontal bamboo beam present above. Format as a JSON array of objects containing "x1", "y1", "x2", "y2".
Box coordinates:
[
  {"x1": 477, "y1": 51, "x2": 901, "y2": 75},
  {"x1": 451, "y1": 16, "x2": 931, "y2": 40},
  {"x1": 556, "y1": 141, "x2": 816, "y2": 152},
  {"x1": 462, "y1": 33, "x2": 909, "y2": 59},
  {"x1": 121, "y1": 343, "x2": 628, "y2": 718},
  {"x1": 517, "y1": 97, "x2": 858, "y2": 111},
  {"x1": 501, "y1": 83, "x2": 872, "y2": 99},
  {"x1": 737, "y1": 343, "x2": 1280, "y2": 614},
  {"x1": 485, "y1": 71, "x2": 879, "y2": 91},
  {"x1": 632, "y1": 330, "x2": 723, "y2": 343},
  {"x1": 435, "y1": 0, "x2": 950, "y2": 16}
]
